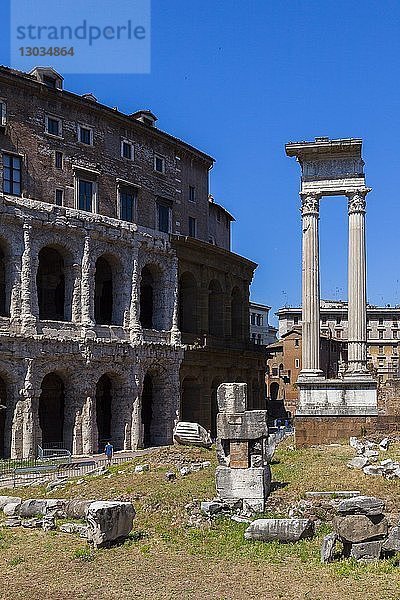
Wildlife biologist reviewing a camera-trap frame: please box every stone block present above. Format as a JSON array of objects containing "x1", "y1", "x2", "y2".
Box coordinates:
[
  {"x1": 337, "y1": 496, "x2": 385, "y2": 516},
  {"x1": 0, "y1": 496, "x2": 21, "y2": 510},
  {"x1": 19, "y1": 499, "x2": 47, "y2": 518},
  {"x1": 245, "y1": 518, "x2": 314, "y2": 542},
  {"x1": 217, "y1": 383, "x2": 247, "y2": 414},
  {"x1": 173, "y1": 422, "x2": 212, "y2": 448},
  {"x1": 230, "y1": 441, "x2": 249, "y2": 469},
  {"x1": 60, "y1": 522, "x2": 88, "y2": 537},
  {"x1": 86, "y1": 501, "x2": 135, "y2": 548},
  {"x1": 216, "y1": 465, "x2": 271, "y2": 508},
  {"x1": 334, "y1": 514, "x2": 388, "y2": 543},
  {"x1": 350, "y1": 540, "x2": 382, "y2": 562},
  {"x1": 3, "y1": 501, "x2": 21, "y2": 516},
  {"x1": 382, "y1": 526, "x2": 400, "y2": 552},
  {"x1": 216, "y1": 411, "x2": 268, "y2": 441},
  {"x1": 66, "y1": 499, "x2": 93, "y2": 520},
  {"x1": 347, "y1": 456, "x2": 369, "y2": 469},
  {"x1": 363, "y1": 465, "x2": 385, "y2": 476},
  {"x1": 320, "y1": 532, "x2": 338, "y2": 563}
]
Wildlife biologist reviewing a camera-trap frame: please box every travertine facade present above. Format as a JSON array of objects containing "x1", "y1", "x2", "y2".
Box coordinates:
[{"x1": 0, "y1": 65, "x2": 264, "y2": 457}]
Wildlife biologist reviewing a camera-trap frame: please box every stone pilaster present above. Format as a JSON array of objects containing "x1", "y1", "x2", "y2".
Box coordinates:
[
  {"x1": 20, "y1": 223, "x2": 37, "y2": 334},
  {"x1": 129, "y1": 250, "x2": 143, "y2": 342},
  {"x1": 170, "y1": 259, "x2": 181, "y2": 345},
  {"x1": 346, "y1": 189, "x2": 369, "y2": 375},
  {"x1": 299, "y1": 193, "x2": 323, "y2": 377},
  {"x1": 80, "y1": 234, "x2": 95, "y2": 328}
]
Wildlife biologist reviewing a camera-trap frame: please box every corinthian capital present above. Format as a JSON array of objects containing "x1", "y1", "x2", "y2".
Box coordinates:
[
  {"x1": 300, "y1": 193, "x2": 320, "y2": 216},
  {"x1": 347, "y1": 189, "x2": 370, "y2": 214}
]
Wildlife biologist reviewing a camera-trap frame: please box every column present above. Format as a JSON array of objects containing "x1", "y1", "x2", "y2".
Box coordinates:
[
  {"x1": 80, "y1": 234, "x2": 95, "y2": 327},
  {"x1": 20, "y1": 222, "x2": 37, "y2": 334},
  {"x1": 129, "y1": 249, "x2": 143, "y2": 341},
  {"x1": 346, "y1": 189, "x2": 369, "y2": 375},
  {"x1": 170, "y1": 259, "x2": 181, "y2": 345},
  {"x1": 300, "y1": 193, "x2": 323, "y2": 377}
]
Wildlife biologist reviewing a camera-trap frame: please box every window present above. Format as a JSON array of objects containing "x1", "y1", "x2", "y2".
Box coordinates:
[
  {"x1": 119, "y1": 186, "x2": 137, "y2": 222},
  {"x1": 294, "y1": 338, "x2": 299, "y2": 347},
  {"x1": 272, "y1": 367, "x2": 278, "y2": 376},
  {"x1": 336, "y1": 316, "x2": 341, "y2": 325},
  {"x1": 394, "y1": 320, "x2": 398, "y2": 328},
  {"x1": 379, "y1": 345, "x2": 384, "y2": 355},
  {"x1": 189, "y1": 185, "x2": 196, "y2": 202},
  {"x1": 157, "y1": 201, "x2": 171, "y2": 233},
  {"x1": 394, "y1": 330, "x2": 398, "y2": 339},
  {"x1": 188, "y1": 216, "x2": 197, "y2": 237},
  {"x1": 256, "y1": 314, "x2": 263, "y2": 326},
  {"x1": 55, "y1": 189, "x2": 63, "y2": 206},
  {"x1": 293, "y1": 316, "x2": 299, "y2": 325},
  {"x1": 45, "y1": 115, "x2": 62, "y2": 137},
  {"x1": 379, "y1": 317, "x2": 384, "y2": 325},
  {"x1": 257, "y1": 334, "x2": 262, "y2": 344},
  {"x1": 78, "y1": 179, "x2": 94, "y2": 212},
  {"x1": 379, "y1": 330, "x2": 384, "y2": 340},
  {"x1": 121, "y1": 140, "x2": 133, "y2": 160},
  {"x1": 55, "y1": 151, "x2": 63, "y2": 169},
  {"x1": 251, "y1": 313, "x2": 256, "y2": 325},
  {"x1": 252, "y1": 333, "x2": 256, "y2": 341},
  {"x1": 3, "y1": 153, "x2": 21, "y2": 196},
  {"x1": 321, "y1": 316, "x2": 327, "y2": 324},
  {"x1": 393, "y1": 346, "x2": 398, "y2": 355},
  {"x1": 336, "y1": 330, "x2": 341, "y2": 338},
  {"x1": 154, "y1": 154, "x2": 165, "y2": 173},
  {"x1": 78, "y1": 125, "x2": 93, "y2": 145},
  {"x1": 0, "y1": 101, "x2": 6, "y2": 126},
  {"x1": 43, "y1": 75, "x2": 57, "y2": 89},
  {"x1": 295, "y1": 358, "x2": 300, "y2": 369}
]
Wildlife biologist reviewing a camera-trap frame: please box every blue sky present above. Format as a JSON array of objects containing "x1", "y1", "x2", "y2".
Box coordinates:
[{"x1": 1, "y1": 1, "x2": 400, "y2": 325}]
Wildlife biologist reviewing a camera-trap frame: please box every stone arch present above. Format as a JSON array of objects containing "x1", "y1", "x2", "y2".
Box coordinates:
[
  {"x1": 179, "y1": 271, "x2": 199, "y2": 334},
  {"x1": 208, "y1": 279, "x2": 224, "y2": 337},
  {"x1": 37, "y1": 245, "x2": 73, "y2": 321},
  {"x1": 39, "y1": 372, "x2": 65, "y2": 447},
  {"x1": 140, "y1": 263, "x2": 166, "y2": 330},
  {"x1": 231, "y1": 286, "x2": 243, "y2": 339}
]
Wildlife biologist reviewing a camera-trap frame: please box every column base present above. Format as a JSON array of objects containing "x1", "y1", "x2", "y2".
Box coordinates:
[{"x1": 298, "y1": 369, "x2": 324, "y2": 380}]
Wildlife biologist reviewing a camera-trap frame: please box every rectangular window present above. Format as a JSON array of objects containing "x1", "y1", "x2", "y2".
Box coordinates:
[
  {"x1": 295, "y1": 358, "x2": 300, "y2": 369},
  {"x1": 251, "y1": 313, "x2": 256, "y2": 325},
  {"x1": 3, "y1": 153, "x2": 21, "y2": 196},
  {"x1": 293, "y1": 316, "x2": 299, "y2": 325},
  {"x1": 188, "y1": 216, "x2": 197, "y2": 237},
  {"x1": 379, "y1": 330, "x2": 384, "y2": 339},
  {"x1": 379, "y1": 345, "x2": 384, "y2": 354},
  {"x1": 119, "y1": 187, "x2": 137, "y2": 222},
  {"x1": 157, "y1": 202, "x2": 170, "y2": 233},
  {"x1": 189, "y1": 185, "x2": 196, "y2": 202},
  {"x1": 78, "y1": 179, "x2": 94, "y2": 212},
  {"x1": 55, "y1": 189, "x2": 63, "y2": 206},
  {"x1": 272, "y1": 367, "x2": 278, "y2": 376},
  {"x1": 336, "y1": 316, "x2": 341, "y2": 324},
  {"x1": 121, "y1": 140, "x2": 133, "y2": 160},
  {"x1": 78, "y1": 125, "x2": 93, "y2": 145},
  {"x1": 336, "y1": 330, "x2": 341, "y2": 338},
  {"x1": 154, "y1": 154, "x2": 165, "y2": 173},
  {"x1": 46, "y1": 115, "x2": 62, "y2": 137},
  {"x1": 394, "y1": 330, "x2": 398, "y2": 339},
  {"x1": 294, "y1": 339, "x2": 299, "y2": 347},
  {"x1": 379, "y1": 317, "x2": 384, "y2": 325},
  {"x1": 393, "y1": 346, "x2": 398, "y2": 355},
  {"x1": 43, "y1": 75, "x2": 56, "y2": 89},
  {"x1": 0, "y1": 101, "x2": 6, "y2": 126},
  {"x1": 55, "y1": 151, "x2": 63, "y2": 169}
]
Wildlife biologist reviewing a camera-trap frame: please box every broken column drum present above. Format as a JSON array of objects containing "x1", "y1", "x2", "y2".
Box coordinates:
[{"x1": 215, "y1": 383, "x2": 271, "y2": 512}]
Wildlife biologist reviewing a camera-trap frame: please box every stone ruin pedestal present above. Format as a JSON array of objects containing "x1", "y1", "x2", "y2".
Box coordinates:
[{"x1": 215, "y1": 383, "x2": 271, "y2": 513}]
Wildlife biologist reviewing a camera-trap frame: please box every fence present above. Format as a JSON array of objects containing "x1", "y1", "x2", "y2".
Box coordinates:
[{"x1": 8, "y1": 454, "x2": 136, "y2": 488}]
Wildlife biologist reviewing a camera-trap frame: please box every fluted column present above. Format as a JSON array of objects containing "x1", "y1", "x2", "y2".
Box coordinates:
[
  {"x1": 300, "y1": 193, "x2": 323, "y2": 377},
  {"x1": 347, "y1": 189, "x2": 369, "y2": 375}
]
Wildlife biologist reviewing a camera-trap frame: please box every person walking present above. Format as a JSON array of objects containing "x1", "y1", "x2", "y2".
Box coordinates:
[{"x1": 104, "y1": 441, "x2": 114, "y2": 466}]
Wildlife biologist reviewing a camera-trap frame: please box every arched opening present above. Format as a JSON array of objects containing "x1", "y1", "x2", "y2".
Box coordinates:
[
  {"x1": 141, "y1": 373, "x2": 154, "y2": 447},
  {"x1": 208, "y1": 279, "x2": 223, "y2": 337},
  {"x1": 95, "y1": 256, "x2": 113, "y2": 324},
  {"x1": 210, "y1": 378, "x2": 222, "y2": 439},
  {"x1": 270, "y1": 382, "x2": 279, "y2": 402},
  {"x1": 0, "y1": 376, "x2": 6, "y2": 457},
  {"x1": 231, "y1": 287, "x2": 243, "y2": 339},
  {"x1": 37, "y1": 247, "x2": 65, "y2": 320},
  {"x1": 140, "y1": 267, "x2": 154, "y2": 329},
  {"x1": 179, "y1": 272, "x2": 198, "y2": 334},
  {"x1": 96, "y1": 374, "x2": 112, "y2": 450},
  {"x1": 181, "y1": 377, "x2": 203, "y2": 426},
  {"x1": 0, "y1": 246, "x2": 7, "y2": 317},
  {"x1": 39, "y1": 373, "x2": 65, "y2": 447},
  {"x1": 140, "y1": 264, "x2": 165, "y2": 330}
]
